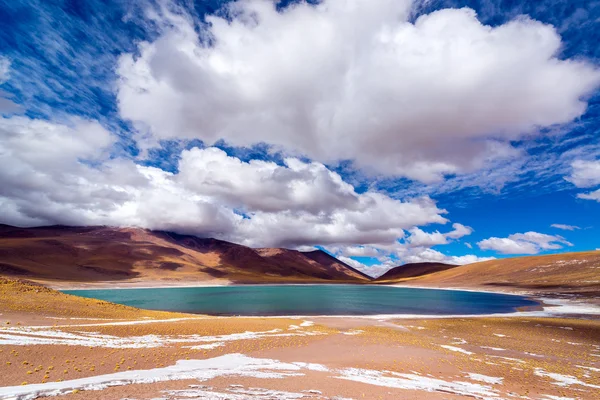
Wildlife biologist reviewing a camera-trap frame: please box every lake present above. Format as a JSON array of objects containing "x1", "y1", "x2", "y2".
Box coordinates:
[{"x1": 62, "y1": 285, "x2": 539, "y2": 316}]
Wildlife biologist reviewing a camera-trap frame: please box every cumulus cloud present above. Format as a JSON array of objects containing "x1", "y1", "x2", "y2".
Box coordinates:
[
  {"x1": 401, "y1": 248, "x2": 494, "y2": 265},
  {"x1": 406, "y1": 227, "x2": 448, "y2": 247},
  {"x1": 117, "y1": 0, "x2": 600, "y2": 182},
  {"x1": 566, "y1": 160, "x2": 600, "y2": 202},
  {"x1": 0, "y1": 112, "x2": 494, "y2": 280},
  {"x1": 344, "y1": 246, "x2": 495, "y2": 278},
  {"x1": 337, "y1": 256, "x2": 373, "y2": 271},
  {"x1": 477, "y1": 231, "x2": 573, "y2": 255},
  {"x1": 333, "y1": 246, "x2": 382, "y2": 258},
  {"x1": 445, "y1": 223, "x2": 474, "y2": 239},
  {"x1": 328, "y1": 225, "x2": 487, "y2": 277},
  {"x1": 177, "y1": 147, "x2": 360, "y2": 214},
  {"x1": 343, "y1": 259, "x2": 397, "y2": 279},
  {"x1": 570, "y1": 159, "x2": 600, "y2": 203},
  {"x1": 551, "y1": 223, "x2": 580, "y2": 231},
  {"x1": 0, "y1": 115, "x2": 450, "y2": 248},
  {"x1": 406, "y1": 222, "x2": 473, "y2": 247},
  {"x1": 566, "y1": 160, "x2": 600, "y2": 188}
]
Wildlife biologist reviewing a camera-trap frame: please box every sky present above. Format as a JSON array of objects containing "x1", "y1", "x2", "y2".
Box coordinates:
[{"x1": 1, "y1": 0, "x2": 599, "y2": 277}]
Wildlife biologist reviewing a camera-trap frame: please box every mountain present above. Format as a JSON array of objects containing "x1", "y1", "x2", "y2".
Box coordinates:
[
  {"x1": 404, "y1": 251, "x2": 600, "y2": 297},
  {"x1": 0, "y1": 224, "x2": 371, "y2": 286},
  {"x1": 374, "y1": 262, "x2": 459, "y2": 282}
]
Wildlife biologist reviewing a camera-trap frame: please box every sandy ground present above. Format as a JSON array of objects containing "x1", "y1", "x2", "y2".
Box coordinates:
[
  {"x1": 1, "y1": 312, "x2": 599, "y2": 399},
  {"x1": 0, "y1": 279, "x2": 599, "y2": 399}
]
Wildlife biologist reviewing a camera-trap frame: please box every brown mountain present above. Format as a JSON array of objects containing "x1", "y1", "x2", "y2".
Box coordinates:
[
  {"x1": 0, "y1": 224, "x2": 371, "y2": 287},
  {"x1": 374, "y1": 262, "x2": 459, "y2": 282},
  {"x1": 404, "y1": 252, "x2": 600, "y2": 298}
]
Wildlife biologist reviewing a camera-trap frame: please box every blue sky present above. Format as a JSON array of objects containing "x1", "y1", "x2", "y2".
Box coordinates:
[{"x1": 1, "y1": 0, "x2": 599, "y2": 276}]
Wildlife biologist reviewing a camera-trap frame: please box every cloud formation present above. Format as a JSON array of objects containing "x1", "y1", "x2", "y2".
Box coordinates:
[
  {"x1": 567, "y1": 160, "x2": 600, "y2": 188},
  {"x1": 117, "y1": 0, "x2": 600, "y2": 182},
  {"x1": 327, "y1": 222, "x2": 485, "y2": 277},
  {"x1": 0, "y1": 116, "x2": 451, "y2": 250},
  {"x1": 551, "y1": 224, "x2": 580, "y2": 231},
  {"x1": 405, "y1": 223, "x2": 472, "y2": 247},
  {"x1": 566, "y1": 159, "x2": 600, "y2": 202},
  {"x1": 338, "y1": 246, "x2": 495, "y2": 278},
  {"x1": 477, "y1": 231, "x2": 573, "y2": 254}
]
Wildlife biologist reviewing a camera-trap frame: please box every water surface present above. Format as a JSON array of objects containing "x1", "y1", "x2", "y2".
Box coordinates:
[{"x1": 63, "y1": 285, "x2": 538, "y2": 316}]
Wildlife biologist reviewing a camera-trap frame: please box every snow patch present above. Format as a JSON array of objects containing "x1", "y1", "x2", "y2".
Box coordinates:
[
  {"x1": 0, "y1": 326, "x2": 323, "y2": 349},
  {"x1": 161, "y1": 385, "x2": 330, "y2": 399},
  {"x1": 467, "y1": 373, "x2": 503, "y2": 385},
  {"x1": 342, "y1": 329, "x2": 364, "y2": 336},
  {"x1": 440, "y1": 345, "x2": 474, "y2": 355},
  {"x1": 481, "y1": 346, "x2": 505, "y2": 351},
  {"x1": 0, "y1": 354, "x2": 320, "y2": 400},
  {"x1": 577, "y1": 365, "x2": 600, "y2": 373},
  {"x1": 534, "y1": 368, "x2": 600, "y2": 389},
  {"x1": 336, "y1": 368, "x2": 500, "y2": 398}
]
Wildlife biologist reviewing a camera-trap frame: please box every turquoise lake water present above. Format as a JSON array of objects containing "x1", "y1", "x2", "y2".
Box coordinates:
[{"x1": 63, "y1": 285, "x2": 538, "y2": 316}]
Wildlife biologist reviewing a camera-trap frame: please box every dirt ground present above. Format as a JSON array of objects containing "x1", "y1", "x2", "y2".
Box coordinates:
[{"x1": 0, "y1": 278, "x2": 599, "y2": 399}]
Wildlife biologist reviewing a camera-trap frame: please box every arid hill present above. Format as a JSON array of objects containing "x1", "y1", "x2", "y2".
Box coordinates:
[
  {"x1": 0, "y1": 224, "x2": 370, "y2": 286},
  {"x1": 405, "y1": 251, "x2": 600, "y2": 297},
  {"x1": 0, "y1": 277, "x2": 181, "y2": 319},
  {"x1": 374, "y1": 262, "x2": 459, "y2": 282}
]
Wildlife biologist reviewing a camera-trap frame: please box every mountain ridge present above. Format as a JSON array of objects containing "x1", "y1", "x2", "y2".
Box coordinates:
[
  {"x1": 0, "y1": 224, "x2": 372, "y2": 285},
  {"x1": 1, "y1": 225, "x2": 598, "y2": 298},
  {"x1": 374, "y1": 262, "x2": 459, "y2": 282}
]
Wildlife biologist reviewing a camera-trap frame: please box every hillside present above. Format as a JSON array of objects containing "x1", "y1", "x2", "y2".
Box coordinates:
[
  {"x1": 405, "y1": 251, "x2": 600, "y2": 297},
  {"x1": 0, "y1": 224, "x2": 370, "y2": 286},
  {"x1": 374, "y1": 262, "x2": 459, "y2": 282},
  {"x1": 0, "y1": 277, "x2": 180, "y2": 319}
]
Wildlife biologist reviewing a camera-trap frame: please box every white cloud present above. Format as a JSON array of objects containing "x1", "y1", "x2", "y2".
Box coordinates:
[
  {"x1": 445, "y1": 223, "x2": 474, "y2": 239},
  {"x1": 0, "y1": 114, "x2": 493, "y2": 279},
  {"x1": 116, "y1": 0, "x2": 600, "y2": 182},
  {"x1": 477, "y1": 231, "x2": 573, "y2": 255},
  {"x1": 333, "y1": 246, "x2": 382, "y2": 258},
  {"x1": 565, "y1": 160, "x2": 600, "y2": 202},
  {"x1": 337, "y1": 256, "x2": 370, "y2": 271},
  {"x1": 0, "y1": 115, "x2": 449, "y2": 249},
  {"x1": 349, "y1": 262, "x2": 398, "y2": 279},
  {"x1": 330, "y1": 239, "x2": 492, "y2": 278},
  {"x1": 551, "y1": 223, "x2": 580, "y2": 231},
  {"x1": 0, "y1": 116, "x2": 120, "y2": 227},
  {"x1": 406, "y1": 222, "x2": 473, "y2": 247},
  {"x1": 578, "y1": 189, "x2": 600, "y2": 202},
  {"x1": 406, "y1": 227, "x2": 448, "y2": 247},
  {"x1": 0, "y1": 57, "x2": 9, "y2": 83},
  {"x1": 177, "y1": 147, "x2": 360, "y2": 214},
  {"x1": 401, "y1": 248, "x2": 495, "y2": 265},
  {"x1": 566, "y1": 160, "x2": 600, "y2": 188}
]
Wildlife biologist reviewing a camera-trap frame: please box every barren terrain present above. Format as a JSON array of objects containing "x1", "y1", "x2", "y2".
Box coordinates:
[{"x1": 0, "y1": 279, "x2": 599, "y2": 399}]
